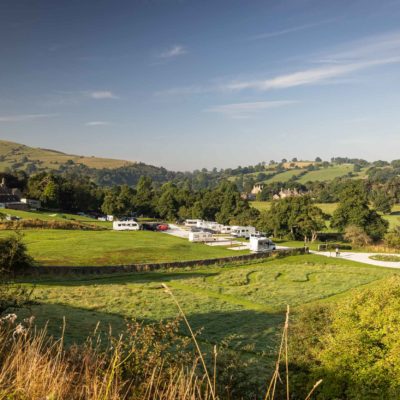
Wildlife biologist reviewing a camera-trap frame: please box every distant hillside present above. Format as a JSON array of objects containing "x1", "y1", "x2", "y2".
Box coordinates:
[
  {"x1": 0, "y1": 139, "x2": 187, "y2": 187},
  {"x1": 0, "y1": 140, "x2": 134, "y2": 172}
]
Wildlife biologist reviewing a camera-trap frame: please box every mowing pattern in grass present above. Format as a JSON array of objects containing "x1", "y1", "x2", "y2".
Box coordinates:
[
  {"x1": 24, "y1": 255, "x2": 397, "y2": 355},
  {"x1": 0, "y1": 230, "x2": 247, "y2": 266}
]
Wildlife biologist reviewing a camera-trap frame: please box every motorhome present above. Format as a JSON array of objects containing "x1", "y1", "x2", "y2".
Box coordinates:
[
  {"x1": 113, "y1": 220, "x2": 141, "y2": 231},
  {"x1": 188, "y1": 231, "x2": 213, "y2": 242},
  {"x1": 231, "y1": 226, "x2": 256, "y2": 239},
  {"x1": 220, "y1": 225, "x2": 232, "y2": 234},
  {"x1": 185, "y1": 219, "x2": 202, "y2": 227},
  {"x1": 197, "y1": 220, "x2": 224, "y2": 232},
  {"x1": 249, "y1": 236, "x2": 276, "y2": 253}
]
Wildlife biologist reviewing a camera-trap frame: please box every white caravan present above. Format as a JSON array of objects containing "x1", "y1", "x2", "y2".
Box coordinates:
[
  {"x1": 231, "y1": 226, "x2": 256, "y2": 239},
  {"x1": 185, "y1": 219, "x2": 203, "y2": 227},
  {"x1": 113, "y1": 220, "x2": 140, "y2": 231},
  {"x1": 220, "y1": 225, "x2": 232, "y2": 234},
  {"x1": 249, "y1": 236, "x2": 276, "y2": 253},
  {"x1": 197, "y1": 220, "x2": 223, "y2": 232},
  {"x1": 188, "y1": 231, "x2": 213, "y2": 242}
]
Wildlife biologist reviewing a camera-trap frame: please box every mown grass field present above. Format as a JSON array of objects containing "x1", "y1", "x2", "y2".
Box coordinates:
[
  {"x1": 0, "y1": 230, "x2": 247, "y2": 266},
  {"x1": 1, "y1": 208, "x2": 111, "y2": 227},
  {"x1": 296, "y1": 164, "x2": 356, "y2": 183},
  {"x1": 262, "y1": 169, "x2": 306, "y2": 183},
  {"x1": 19, "y1": 254, "x2": 398, "y2": 371}
]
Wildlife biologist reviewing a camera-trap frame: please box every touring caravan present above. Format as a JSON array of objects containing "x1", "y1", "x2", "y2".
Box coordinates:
[
  {"x1": 231, "y1": 226, "x2": 256, "y2": 239},
  {"x1": 188, "y1": 231, "x2": 213, "y2": 242},
  {"x1": 220, "y1": 225, "x2": 232, "y2": 234},
  {"x1": 185, "y1": 219, "x2": 202, "y2": 227},
  {"x1": 249, "y1": 236, "x2": 276, "y2": 253},
  {"x1": 113, "y1": 220, "x2": 141, "y2": 231}
]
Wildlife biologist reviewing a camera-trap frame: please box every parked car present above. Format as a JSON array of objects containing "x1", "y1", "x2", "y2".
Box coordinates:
[
  {"x1": 141, "y1": 222, "x2": 159, "y2": 231},
  {"x1": 156, "y1": 224, "x2": 169, "y2": 231}
]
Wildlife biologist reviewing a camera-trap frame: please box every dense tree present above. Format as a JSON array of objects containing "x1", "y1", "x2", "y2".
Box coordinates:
[
  {"x1": 331, "y1": 181, "x2": 388, "y2": 241},
  {"x1": 133, "y1": 176, "x2": 155, "y2": 216},
  {"x1": 370, "y1": 189, "x2": 393, "y2": 214},
  {"x1": 259, "y1": 196, "x2": 326, "y2": 241},
  {"x1": 101, "y1": 185, "x2": 135, "y2": 217},
  {"x1": 156, "y1": 183, "x2": 179, "y2": 221}
]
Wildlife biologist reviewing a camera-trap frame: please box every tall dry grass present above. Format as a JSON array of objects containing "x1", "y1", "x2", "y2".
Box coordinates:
[
  {"x1": 0, "y1": 287, "x2": 323, "y2": 399},
  {"x1": 0, "y1": 314, "x2": 211, "y2": 400}
]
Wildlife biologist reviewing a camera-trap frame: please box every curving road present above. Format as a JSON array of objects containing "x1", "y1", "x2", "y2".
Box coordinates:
[{"x1": 311, "y1": 250, "x2": 400, "y2": 269}]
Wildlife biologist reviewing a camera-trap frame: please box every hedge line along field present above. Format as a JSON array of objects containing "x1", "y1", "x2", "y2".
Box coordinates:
[
  {"x1": 0, "y1": 229, "x2": 247, "y2": 266},
  {"x1": 18, "y1": 254, "x2": 398, "y2": 373},
  {"x1": 251, "y1": 202, "x2": 400, "y2": 229}
]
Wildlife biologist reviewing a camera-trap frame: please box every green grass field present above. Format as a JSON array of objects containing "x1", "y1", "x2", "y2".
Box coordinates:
[
  {"x1": 0, "y1": 230, "x2": 247, "y2": 266},
  {"x1": 297, "y1": 164, "x2": 354, "y2": 183},
  {"x1": 262, "y1": 169, "x2": 306, "y2": 183},
  {"x1": 19, "y1": 254, "x2": 398, "y2": 371},
  {"x1": 1, "y1": 208, "x2": 111, "y2": 228}
]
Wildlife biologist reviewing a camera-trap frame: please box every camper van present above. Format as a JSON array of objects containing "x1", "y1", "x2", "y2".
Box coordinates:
[
  {"x1": 231, "y1": 226, "x2": 256, "y2": 239},
  {"x1": 188, "y1": 231, "x2": 213, "y2": 242},
  {"x1": 249, "y1": 236, "x2": 276, "y2": 253},
  {"x1": 113, "y1": 220, "x2": 141, "y2": 231}
]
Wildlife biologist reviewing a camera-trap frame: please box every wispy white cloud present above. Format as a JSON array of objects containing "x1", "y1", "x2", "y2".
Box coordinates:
[
  {"x1": 158, "y1": 45, "x2": 187, "y2": 59},
  {"x1": 225, "y1": 57, "x2": 400, "y2": 91},
  {"x1": 205, "y1": 100, "x2": 296, "y2": 118},
  {"x1": 85, "y1": 121, "x2": 110, "y2": 126},
  {"x1": 87, "y1": 91, "x2": 119, "y2": 99},
  {"x1": 0, "y1": 114, "x2": 56, "y2": 122},
  {"x1": 156, "y1": 84, "x2": 218, "y2": 96},
  {"x1": 250, "y1": 19, "x2": 336, "y2": 40},
  {"x1": 160, "y1": 30, "x2": 400, "y2": 95}
]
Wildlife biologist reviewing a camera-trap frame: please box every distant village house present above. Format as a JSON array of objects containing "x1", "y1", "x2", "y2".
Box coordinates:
[
  {"x1": 272, "y1": 188, "x2": 304, "y2": 200},
  {"x1": 0, "y1": 178, "x2": 41, "y2": 210}
]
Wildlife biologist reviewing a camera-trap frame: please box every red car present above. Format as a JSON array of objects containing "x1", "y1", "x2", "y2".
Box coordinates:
[{"x1": 156, "y1": 224, "x2": 169, "y2": 231}]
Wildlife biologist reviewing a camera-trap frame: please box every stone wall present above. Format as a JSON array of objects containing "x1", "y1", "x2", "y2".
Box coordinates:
[{"x1": 32, "y1": 248, "x2": 307, "y2": 276}]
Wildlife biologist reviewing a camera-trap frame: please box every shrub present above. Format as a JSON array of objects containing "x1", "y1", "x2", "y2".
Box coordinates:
[
  {"x1": 0, "y1": 233, "x2": 34, "y2": 274},
  {"x1": 385, "y1": 229, "x2": 400, "y2": 249},
  {"x1": 344, "y1": 224, "x2": 372, "y2": 246},
  {"x1": 289, "y1": 276, "x2": 400, "y2": 399}
]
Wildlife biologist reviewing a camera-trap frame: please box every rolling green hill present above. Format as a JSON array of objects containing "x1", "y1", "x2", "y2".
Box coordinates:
[
  {"x1": 297, "y1": 164, "x2": 366, "y2": 183},
  {"x1": 0, "y1": 139, "x2": 134, "y2": 171}
]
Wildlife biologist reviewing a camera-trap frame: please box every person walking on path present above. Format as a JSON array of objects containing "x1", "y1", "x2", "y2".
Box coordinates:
[{"x1": 335, "y1": 246, "x2": 340, "y2": 257}]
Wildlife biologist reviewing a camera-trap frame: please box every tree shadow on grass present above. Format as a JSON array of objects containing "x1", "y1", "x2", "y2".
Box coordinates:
[{"x1": 14, "y1": 301, "x2": 284, "y2": 358}]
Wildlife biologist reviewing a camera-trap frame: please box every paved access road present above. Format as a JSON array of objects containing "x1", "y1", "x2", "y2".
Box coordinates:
[{"x1": 312, "y1": 251, "x2": 400, "y2": 269}]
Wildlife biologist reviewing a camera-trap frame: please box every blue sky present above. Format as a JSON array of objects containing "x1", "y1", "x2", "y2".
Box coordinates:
[{"x1": 1, "y1": 0, "x2": 400, "y2": 170}]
